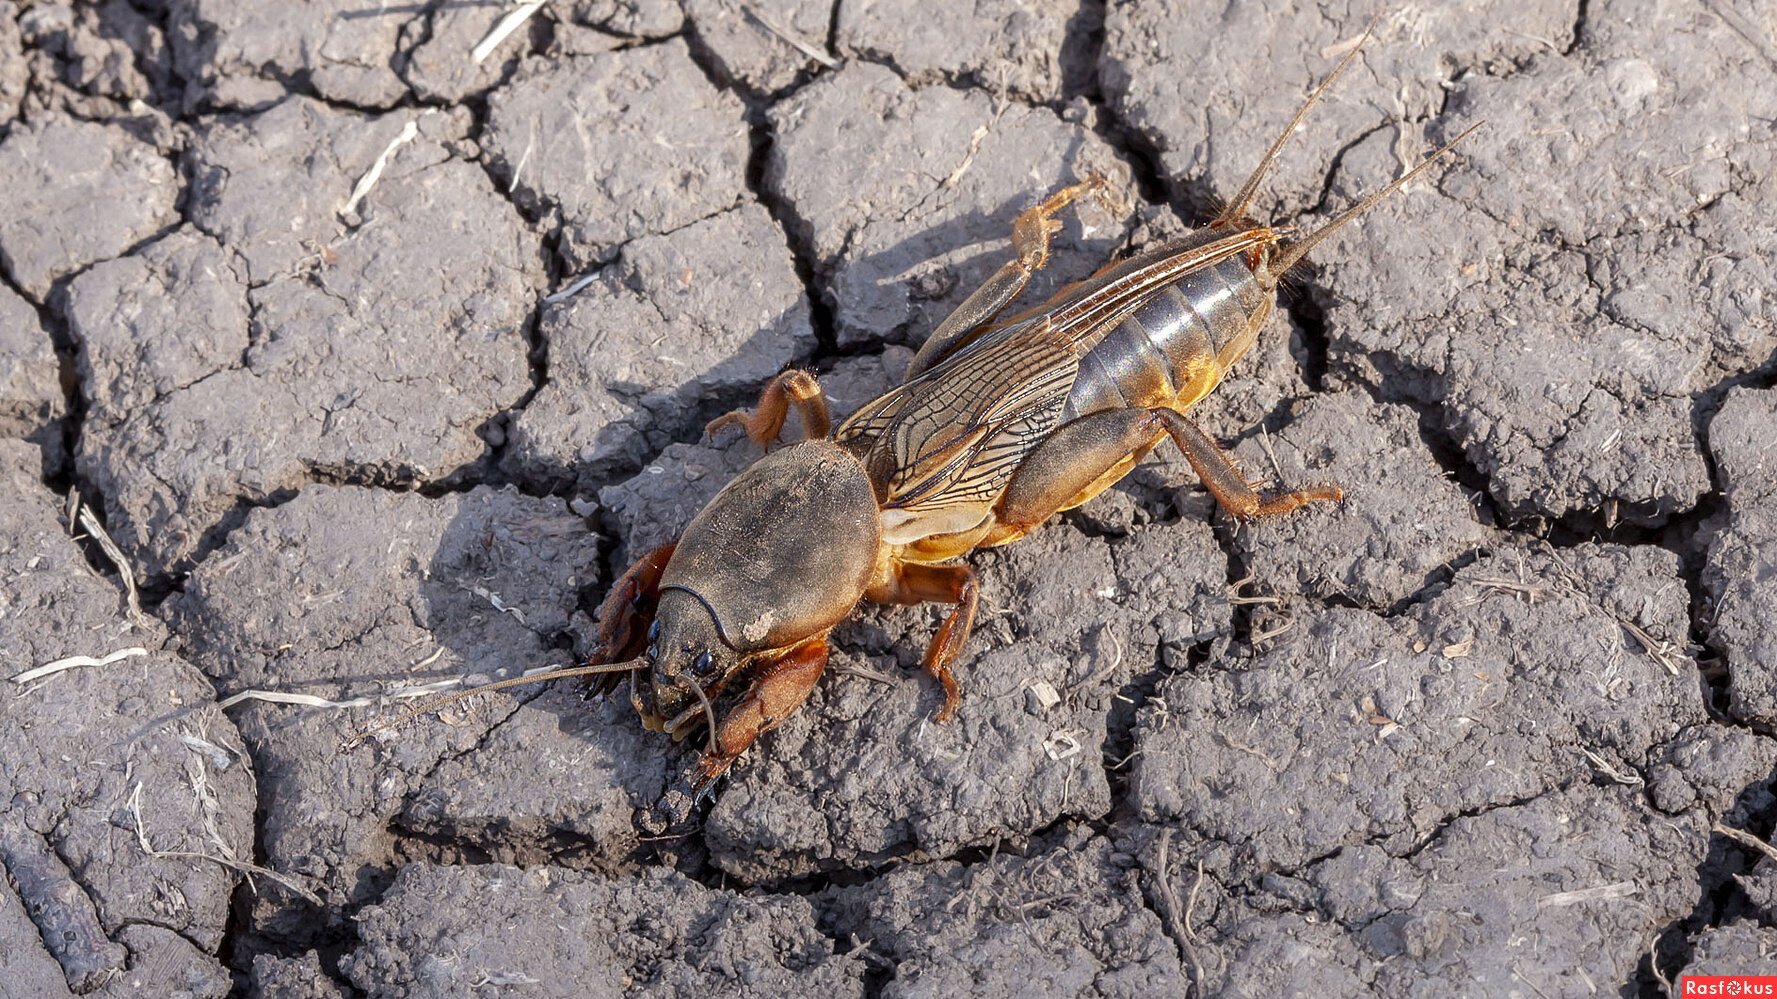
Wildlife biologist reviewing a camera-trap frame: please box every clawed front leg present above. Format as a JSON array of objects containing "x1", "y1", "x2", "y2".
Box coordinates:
[
  {"x1": 691, "y1": 637, "x2": 830, "y2": 794},
  {"x1": 588, "y1": 542, "x2": 675, "y2": 697}
]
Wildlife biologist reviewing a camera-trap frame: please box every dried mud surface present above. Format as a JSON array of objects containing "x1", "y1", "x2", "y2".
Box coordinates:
[{"x1": 1, "y1": 1, "x2": 1773, "y2": 996}]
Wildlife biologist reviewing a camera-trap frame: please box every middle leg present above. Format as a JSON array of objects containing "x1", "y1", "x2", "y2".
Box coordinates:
[{"x1": 867, "y1": 560, "x2": 979, "y2": 721}]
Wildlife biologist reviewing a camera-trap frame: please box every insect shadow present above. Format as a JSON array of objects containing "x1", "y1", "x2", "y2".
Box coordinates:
[{"x1": 400, "y1": 491, "x2": 692, "y2": 870}]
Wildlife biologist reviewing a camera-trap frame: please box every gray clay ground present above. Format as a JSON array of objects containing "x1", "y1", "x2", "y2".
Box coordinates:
[{"x1": 1, "y1": 1, "x2": 1774, "y2": 996}]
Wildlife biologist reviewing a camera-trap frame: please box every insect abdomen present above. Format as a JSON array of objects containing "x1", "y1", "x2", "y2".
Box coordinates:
[{"x1": 1062, "y1": 253, "x2": 1271, "y2": 421}]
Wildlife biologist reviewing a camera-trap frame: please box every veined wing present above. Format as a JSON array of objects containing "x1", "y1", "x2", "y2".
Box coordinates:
[
  {"x1": 834, "y1": 226, "x2": 1280, "y2": 513},
  {"x1": 837, "y1": 314, "x2": 1079, "y2": 511},
  {"x1": 897, "y1": 225, "x2": 1287, "y2": 376}
]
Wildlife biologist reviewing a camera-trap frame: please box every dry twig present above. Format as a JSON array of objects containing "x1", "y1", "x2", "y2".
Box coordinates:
[
  {"x1": 1250, "y1": 615, "x2": 1294, "y2": 645},
  {"x1": 743, "y1": 5, "x2": 837, "y2": 67},
  {"x1": 1714, "y1": 821, "x2": 1777, "y2": 863},
  {"x1": 130, "y1": 783, "x2": 322, "y2": 906},
  {"x1": 1153, "y1": 830, "x2": 1207, "y2": 995},
  {"x1": 1617, "y1": 617, "x2": 1685, "y2": 676},
  {"x1": 217, "y1": 663, "x2": 571, "y2": 712},
  {"x1": 1580, "y1": 747, "x2": 1643, "y2": 786},
  {"x1": 75, "y1": 505, "x2": 141, "y2": 621},
  {"x1": 1464, "y1": 575, "x2": 1549, "y2": 605},
  {"x1": 1536, "y1": 881, "x2": 1637, "y2": 908},
  {"x1": 341, "y1": 117, "x2": 424, "y2": 216},
  {"x1": 1648, "y1": 937, "x2": 1673, "y2": 997}
]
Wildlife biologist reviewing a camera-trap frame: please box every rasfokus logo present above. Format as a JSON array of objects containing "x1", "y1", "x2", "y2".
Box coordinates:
[{"x1": 1682, "y1": 977, "x2": 1777, "y2": 997}]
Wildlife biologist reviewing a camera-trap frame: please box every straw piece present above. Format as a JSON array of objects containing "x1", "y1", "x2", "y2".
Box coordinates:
[
  {"x1": 76, "y1": 506, "x2": 141, "y2": 621},
  {"x1": 12, "y1": 646, "x2": 149, "y2": 684},
  {"x1": 473, "y1": 1, "x2": 548, "y2": 64},
  {"x1": 1536, "y1": 881, "x2": 1637, "y2": 908},
  {"x1": 341, "y1": 118, "x2": 422, "y2": 216},
  {"x1": 130, "y1": 783, "x2": 322, "y2": 906},
  {"x1": 743, "y1": 6, "x2": 838, "y2": 68}
]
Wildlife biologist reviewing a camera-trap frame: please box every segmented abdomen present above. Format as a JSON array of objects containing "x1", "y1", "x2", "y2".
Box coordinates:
[{"x1": 1061, "y1": 252, "x2": 1271, "y2": 422}]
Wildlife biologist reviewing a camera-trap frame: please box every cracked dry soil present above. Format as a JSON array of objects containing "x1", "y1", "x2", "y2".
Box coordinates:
[{"x1": 1, "y1": 0, "x2": 1774, "y2": 996}]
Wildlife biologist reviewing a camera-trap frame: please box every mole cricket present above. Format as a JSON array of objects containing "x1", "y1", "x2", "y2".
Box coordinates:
[{"x1": 352, "y1": 28, "x2": 1476, "y2": 794}]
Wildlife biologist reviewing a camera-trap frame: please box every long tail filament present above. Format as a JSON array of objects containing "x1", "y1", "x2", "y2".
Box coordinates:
[
  {"x1": 1273, "y1": 121, "x2": 1484, "y2": 275},
  {"x1": 1213, "y1": 16, "x2": 1377, "y2": 228}
]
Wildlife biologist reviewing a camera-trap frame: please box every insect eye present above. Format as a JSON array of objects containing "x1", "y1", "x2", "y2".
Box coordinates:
[{"x1": 692, "y1": 651, "x2": 714, "y2": 676}]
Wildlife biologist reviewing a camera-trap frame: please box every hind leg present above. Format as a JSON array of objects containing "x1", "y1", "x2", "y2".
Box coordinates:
[
  {"x1": 707, "y1": 369, "x2": 832, "y2": 447},
  {"x1": 1150, "y1": 408, "x2": 1343, "y2": 518},
  {"x1": 987, "y1": 407, "x2": 1340, "y2": 546},
  {"x1": 987, "y1": 409, "x2": 1169, "y2": 547},
  {"x1": 906, "y1": 176, "x2": 1106, "y2": 379}
]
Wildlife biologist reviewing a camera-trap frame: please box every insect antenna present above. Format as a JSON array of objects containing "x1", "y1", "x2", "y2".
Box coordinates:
[
  {"x1": 1272, "y1": 120, "x2": 1483, "y2": 275},
  {"x1": 337, "y1": 657, "x2": 647, "y2": 751},
  {"x1": 1212, "y1": 17, "x2": 1376, "y2": 229}
]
